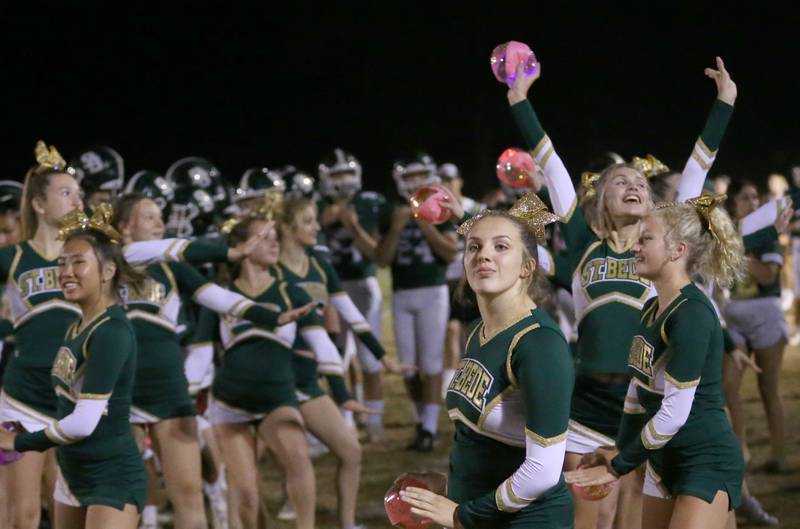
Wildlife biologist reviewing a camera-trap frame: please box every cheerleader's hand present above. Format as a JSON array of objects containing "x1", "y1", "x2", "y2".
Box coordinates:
[
  {"x1": 774, "y1": 200, "x2": 794, "y2": 233},
  {"x1": 731, "y1": 349, "x2": 762, "y2": 374},
  {"x1": 508, "y1": 62, "x2": 542, "y2": 106},
  {"x1": 0, "y1": 427, "x2": 16, "y2": 451},
  {"x1": 381, "y1": 356, "x2": 417, "y2": 376},
  {"x1": 564, "y1": 464, "x2": 619, "y2": 487},
  {"x1": 400, "y1": 487, "x2": 458, "y2": 528},
  {"x1": 341, "y1": 400, "x2": 381, "y2": 415},
  {"x1": 227, "y1": 221, "x2": 276, "y2": 261},
  {"x1": 276, "y1": 302, "x2": 318, "y2": 326},
  {"x1": 705, "y1": 56, "x2": 737, "y2": 106}
]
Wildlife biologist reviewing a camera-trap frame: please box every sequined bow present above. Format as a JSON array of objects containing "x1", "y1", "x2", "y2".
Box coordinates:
[
  {"x1": 57, "y1": 203, "x2": 122, "y2": 243},
  {"x1": 581, "y1": 171, "x2": 601, "y2": 200},
  {"x1": 220, "y1": 191, "x2": 284, "y2": 234},
  {"x1": 631, "y1": 154, "x2": 669, "y2": 178},
  {"x1": 457, "y1": 192, "x2": 559, "y2": 240},
  {"x1": 686, "y1": 193, "x2": 726, "y2": 240},
  {"x1": 34, "y1": 140, "x2": 67, "y2": 170}
]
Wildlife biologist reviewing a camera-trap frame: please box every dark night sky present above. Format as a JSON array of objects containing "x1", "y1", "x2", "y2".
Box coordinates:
[{"x1": 3, "y1": 3, "x2": 799, "y2": 197}]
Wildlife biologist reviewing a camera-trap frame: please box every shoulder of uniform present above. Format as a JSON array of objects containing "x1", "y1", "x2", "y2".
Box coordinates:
[
  {"x1": 356, "y1": 190, "x2": 386, "y2": 203},
  {"x1": 0, "y1": 244, "x2": 20, "y2": 275}
]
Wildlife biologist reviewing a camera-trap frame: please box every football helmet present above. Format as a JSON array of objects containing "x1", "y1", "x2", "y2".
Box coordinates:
[
  {"x1": 318, "y1": 148, "x2": 362, "y2": 198},
  {"x1": 438, "y1": 163, "x2": 460, "y2": 181},
  {"x1": 166, "y1": 156, "x2": 227, "y2": 204},
  {"x1": 281, "y1": 165, "x2": 318, "y2": 200},
  {"x1": 124, "y1": 170, "x2": 175, "y2": 217},
  {"x1": 69, "y1": 145, "x2": 125, "y2": 197},
  {"x1": 0, "y1": 180, "x2": 23, "y2": 214},
  {"x1": 234, "y1": 167, "x2": 286, "y2": 204},
  {"x1": 392, "y1": 152, "x2": 439, "y2": 199}
]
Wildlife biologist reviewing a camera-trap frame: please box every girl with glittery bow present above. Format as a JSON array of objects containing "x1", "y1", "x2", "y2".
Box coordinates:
[
  {"x1": 505, "y1": 57, "x2": 738, "y2": 529},
  {"x1": 565, "y1": 194, "x2": 747, "y2": 529}
]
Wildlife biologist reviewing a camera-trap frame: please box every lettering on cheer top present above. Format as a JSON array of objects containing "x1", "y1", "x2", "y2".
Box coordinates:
[
  {"x1": 580, "y1": 256, "x2": 650, "y2": 287},
  {"x1": 628, "y1": 335, "x2": 655, "y2": 378},
  {"x1": 448, "y1": 358, "x2": 494, "y2": 412},
  {"x1": 17, "y1": 267, "x2": 62, "y2": 299}
]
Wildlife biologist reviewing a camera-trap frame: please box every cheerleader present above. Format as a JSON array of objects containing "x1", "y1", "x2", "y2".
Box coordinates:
[
  {"x1": 110, "y1": 193, "x2": 314, "y2": 529},
  {"x1": 506, "y1": 58, "x2": 736, "y2": 529},
  {"x1": 722, "y1": 181, "x2": 788, "y2": 473},
  {"x1": 399, "y1": 193, "x2": 574, "y2": 528},
  {"x1": 275, "y1": 196, "x2": 402, "y2": 529},
  {"x1": 565, "y1": 194, "x2": 746, "y2": 529},
  {"x1": 0, "y1": 213, "x2": 150, "y2": 528}
]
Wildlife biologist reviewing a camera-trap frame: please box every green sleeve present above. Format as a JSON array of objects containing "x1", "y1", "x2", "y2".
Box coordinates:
[
  {"x1": 325, "y1": 374, "x2": 352, "y2": 404},
  {"x1": 722, "y1": 328, "x2": 736, "y2": 354},
  {"x1": 194, "y1": 307, "x2": 220, "y2": 344},
  {"x1": 510, "y1": 100, "x2": 546, "y2": 152},
  {"x1": 354, "y1": 330, "x2": 385, "y2": 360},
  {"x1": 743, "y1": 226, "x2": 776, "y2": 254},
  {"x1": 552, "y1": 251, "x2": 573, "y2": 292},
  {"x1": 0, "y1": 319, "x2": 13, "y2": 340},
  {"x1": 612, "y1": 300, "x2": 713, "y2": 476},
  {"x1": 80, "y1": 318, "x2": 135, "y2": 395},
  {"x1": 0, "y1": 245, "x2": 17, "y2": 281},
  {"x1": 615, "y1": 399, "x2": 649, "y2": 452},
  {"x1": 183, "y1": 238, "x2": 229, "y2": 264},
  {"x1": 170, "y1": 262, "x2": 209, "y2": 295},
  {"x1": 318, "y1": 255, "x2": 344, "y2": 295},
  {"x1": 699, "y1": 100, "x2": 735, "y2": 151},
  {"x1": 456, "y1": 328, "x2": 573, "y2": 529}
]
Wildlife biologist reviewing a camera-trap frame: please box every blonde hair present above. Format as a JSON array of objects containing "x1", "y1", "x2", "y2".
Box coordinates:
[
  {"x1": 20, "y1": 166, "x2": 75, "y2": 240},
  {"x1": 581, "y1": 163, "x2": 654, "y2": 238},
  {"x1": 650, "y1": 202, "x2": 745, "y2": 288}
]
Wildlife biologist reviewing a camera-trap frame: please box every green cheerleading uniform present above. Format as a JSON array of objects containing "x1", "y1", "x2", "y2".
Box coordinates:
[
  {"x1": 446, "y1": 308, "x2": 574, "y2": 529},
  {"x1": 612, "y1": 284, "x2": 743, "y2": 506},
  {"x1": 274, "y1": 249, "x2": 385, "y2": 403},
  {"x1": 14, "y1": 306, "x2": 146, "y2": 511},
  {"x1": 510, "y1": 95, "x2": 734, "y2": 450},
  {"x1": 0, "y1": 237, "x2": 239, "y2": 428},
  {"x1": 199, "y1": 280, "x2": 319, "y2": 419},
  {"x1": 322, "y1": 191, "x2": 386, "y2": 282}
]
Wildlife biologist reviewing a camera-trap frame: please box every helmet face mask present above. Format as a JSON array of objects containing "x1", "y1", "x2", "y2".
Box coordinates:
[
  {"x1": 166, "y1": 157, "x2": 226, "y2": 237},
  {"x1": 319, "y1": 148, "x2": 362, "y2": 199},
  {"x1": 125, "y1": 170, "x2": 175, "y2": 218},
  {"x1": 166, "y1": 189, "x2": 216, "y2": 238},
  {"x1": 234, "y1": 167, "x2": 286, "y2": 205},
  {"x1": 392, "y1": 153, "x2": 439, "y2": 199}
]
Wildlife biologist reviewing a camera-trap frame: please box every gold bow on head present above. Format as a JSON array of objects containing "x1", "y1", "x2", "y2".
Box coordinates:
[
  {"x1": 34, "y1": 140, "x2": 67, "y2": 171},
  {"x1": 57, "y1": 203, "x2": 122, "y2": 243},
  {"x1": 631, "y1": 154, "x2": 669, "y2": 178},
  {"x1": 220, "y1": 191, "x2": 284, "y2": 234},
  {"x1": 581, "y1": 171, "x2": 601, "y2": 200},
  {"x1": 457, "y1": 192, "x2": 559, "y2": 240},
  {"x1": 685, "y1": 193, "x2": 726, "y2": 241}
]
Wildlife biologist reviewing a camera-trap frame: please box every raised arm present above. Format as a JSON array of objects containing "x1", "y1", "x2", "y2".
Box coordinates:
[{"x1": 676, "y1": 57, "x2": 737, "y2": 202}]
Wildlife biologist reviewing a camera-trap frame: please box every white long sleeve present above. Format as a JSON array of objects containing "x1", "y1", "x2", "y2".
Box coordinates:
[
  {"x1": 299, "y1": 327, "x2": 344, "y2": 376},
  {"x1": 495, "y1": 431, "x2": 566, "y2": 511},
  {"x1": 43, "y1": 398, "x2": 108, "y2": 444}
]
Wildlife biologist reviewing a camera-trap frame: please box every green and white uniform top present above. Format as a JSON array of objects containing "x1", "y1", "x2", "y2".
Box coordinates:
[
  {"x1": 510, "y1": 98, "x2": 734, "y2": 374},
  {"x1": 379, "y1": 200, "x2": 457, "y2": 291},
  {"x1": 731, "y1": 225, "x2": 783, "y2": 300},
  {"x1": 273, "y1": 249, "x2": 386, "y2": 361},
  {"x1": 14, "y1": 305, "x2": 138, "y2": 456},
  {"x1": 0, "y1": 237, "x2": 230, "y2": 417},
  {"x1": 194, "y1": 278, "x2": 345, "y2": 407},
  {"x1": 322, "y1": 191, "x2": 386, "y2": 282},
  {"x1": 612, "y1": 284, "x2": 733, "y2": 476},
  {"x1": 446, "y1": 308, "x2": 573, "y2": 528}
]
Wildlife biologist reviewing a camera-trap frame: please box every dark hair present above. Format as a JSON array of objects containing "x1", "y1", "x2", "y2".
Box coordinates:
[
  {"x1": 725, "y1": 179, "x2": 760, "y2": 217},
  {"x1": 63, "y1": 229, "x2": 147, "y2": 301},
  {"x1": 21, "y1": 166, "x2": 76, "y2": 240},
  {"x1": 112, "y1": 193, "x2": 149, "y2": 230},
  {"x1": 455, "y1": 211, "x2": 549, "y2": 307}
]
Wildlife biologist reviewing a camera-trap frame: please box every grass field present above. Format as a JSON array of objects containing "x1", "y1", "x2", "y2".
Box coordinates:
[{"x1": 255, "y1": 269, "x2": 799, "y2": 528}]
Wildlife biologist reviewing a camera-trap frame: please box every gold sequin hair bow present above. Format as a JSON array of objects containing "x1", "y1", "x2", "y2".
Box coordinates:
[
  {"x1": 631, "y1": 154, "x2": 669, "y2": 178},
  {"x1": 581, "y1": 171, "x2": 601, "y2": 200},
  {"x1": 57, "y1": 203, "x2": 122, "y2": 243},
  {"x1": 685, "y1": 193, "x2": 726, "y2": 241},
  {"x1": 34, "y1": 140, "x2": 68, "y2": 171},
  {"x1": 457, "y1": 192, "x2": 559, "y2": 240},
  {"x1": 219, "y1": 191, "x2": 284, "y2": 234}
]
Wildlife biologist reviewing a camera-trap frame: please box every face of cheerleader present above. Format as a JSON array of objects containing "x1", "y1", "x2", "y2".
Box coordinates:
[
  {"x1": 244, "y1": 220, "x2": 280, "y2": 267},
  {"x1": 123, "y1": 198, "x2": 165, "y2": 242},
  {"x1": 288, "y1": 204, "x2": 320, "y2": 247},
  {"x1": 58, "y1": 238, "x2": 115, "y2": 303},
  {"x1": 733, "y1": 184, "x2": 760, "y2": 220},
  {"x1": 767, "y1": 174, "x2": 788, "y2": 198},
  {"x1": 602, "y1": 167, "x2": 649, "y2": 220},
  {"x1": 464, "y1": 216, "x2": 533, "y2": 298},
  {"x1": 633, "y1": 215, "x2": 671, "y2": 281},
  {"x1": 34, "y1": 173, "x2": 84, "y2": 228},
  {"x1": 0, "y1": 212, "x2": 21, "y2": 246}
]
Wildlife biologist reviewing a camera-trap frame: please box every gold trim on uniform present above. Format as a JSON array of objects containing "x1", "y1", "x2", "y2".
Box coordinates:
[
  {"x1": 525, "y1": 428, "x2": 568, "y2": 447},
  {"x1": 664, "y1": 371, "x2": 700, "y2": 389},
  {"x1": 79, "y1": 392, "x2": 111, "y2": 400},
  {"x1": 477, "y1": 386, "x2": 516, "y2": 429},
  {"x1": 539, "y1": 146, "x2": 555, "y2": 168},
  {"x1": 495, "y1": 485, "x2": 514, "y2": 512},
  {"x1": 647, "y1": 420, "x2": 672, "y2": 442},
  {"x1": 162, "y1": 239, "x2": 180, "y2": 262},
  {"x1": 531, "y1": 135, "x2": 550, "y2": 159},
  {"x1": 659, "y1": 299, "x2": 688, "y2": 345},
  {"x1": 278, "y1": 282, "x2": 293, "y2": 308},
  {"x1": 505, "y1": 323, "x2": 541, "y2": 388},
  {"x1": 695, "y1": 137, "x2": 716, "y2": 159},
  {"x1": 562, "y1": 196, "x2": 579, "y2": 223},
  {"x1": 80, "y1": 316, "x2": 111, "y2": 361},
  {"x1": 176, "y1": 239, "x2": 190, "y2": 261},
  {"x1": 447, "y1": 408, "x2": 525, "y2": 447},
  {"x1": 506, "y1": 477, "x2": 534, "y2": 504},
  {"x1": 310, "y1": 257, "x2": 327, "y2": 285},
  {"x1": 690, "y1": 150, "x2": 711, "y2": 171},
  {"x1": 568, "y1": 419, "x2": 616, "y2": 446}
]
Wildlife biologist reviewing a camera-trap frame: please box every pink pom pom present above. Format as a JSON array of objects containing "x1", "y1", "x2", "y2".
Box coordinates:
[
  {"x1": 490, "y1": 41, "x2": 539, "y2": 85},
  {"x1": 384, "y1": 478, "x2": 433, "y2": 529},
  {"x1": 496, "y1": 148, "x2": 536, "y2": 188},
  {"x1": 409, "y1": 187, "x2": 450, "y2": 225}
]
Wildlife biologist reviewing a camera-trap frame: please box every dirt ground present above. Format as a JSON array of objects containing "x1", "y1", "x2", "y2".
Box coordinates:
[{"x1": 252, "y1": 270, "x2": 800, "y2": 528}]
